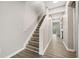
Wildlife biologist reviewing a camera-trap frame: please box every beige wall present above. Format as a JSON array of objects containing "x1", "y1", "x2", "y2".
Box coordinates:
[
  {"x1": 0, "y1": 1, "x2": 45, "y2": 57},
  {"x1": 39, "y1": 15, "x2": 52, "y2": 55},
  {"x1": 63, "y1": 14, "x2": 68, "y2": 48},
  {"x1": 63, "y1": 4, "x2": 69, "y2": 49},
  {"x1": 63, "y1": 2, "x2": 75, "y2": 51},
  {"x1": 76, "y1": 1, "x2": 79, "y2": 57},
  {"x1": 68, "y1": 7, "x2": 74, "y2": 49},
  {"x1": 73, "y1": 7, "x2": 76, "y2": 51}
]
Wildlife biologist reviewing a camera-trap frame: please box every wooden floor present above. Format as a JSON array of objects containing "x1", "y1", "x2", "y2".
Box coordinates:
[
  {"x1": 44, "y1": 35, "x2": 76, "y2": 58},
  {"x1": 11, "y1": 35, "x2": 76, "y2": 58}
]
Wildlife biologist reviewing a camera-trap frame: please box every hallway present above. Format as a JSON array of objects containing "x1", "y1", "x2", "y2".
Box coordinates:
[
  {"x1": 44, "y1": 35, "x2": 76, "y2": 58},
  {"x1": 12, "y1": 35, "x2": 76, "y2": 58}
]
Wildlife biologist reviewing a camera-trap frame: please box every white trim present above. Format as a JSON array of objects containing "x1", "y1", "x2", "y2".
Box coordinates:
[
  {"x1": 78, "y1": 25, "x2": 79, "y2": 57},
  {"x1": 39, "y1": 15, "x2": 52, "y2": 55},
  {"x1": 63, "y1": 41, "x2": 75, "y2": 52},
  {"x1": 43, "y1": 39, "x2": 52, "y2": 55},
  {"x1": 6, "y1": 47, "x2": 25, "y2": 58},
  {"x1": 39, "y1": 38, "x2": 52, "y2": 55},
  {"x1": 39, "y1": 28, "x2": 43, "y2": 55}
]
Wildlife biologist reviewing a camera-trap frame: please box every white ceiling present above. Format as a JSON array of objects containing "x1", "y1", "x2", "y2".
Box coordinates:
[
  {"x1": 43, "y1": 1, "x2": 66, "y2": 9},
  {"x1": 25, "y1": 1, "x2": 66, "y2": 16},
  {"x1": 25, "y1": 1, "x2": 45, "y2": 15}
]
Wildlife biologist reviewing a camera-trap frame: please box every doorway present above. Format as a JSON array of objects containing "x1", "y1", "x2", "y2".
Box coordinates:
[{"x1": 53, "y1": 22, "x2": 60, "y2": 38}]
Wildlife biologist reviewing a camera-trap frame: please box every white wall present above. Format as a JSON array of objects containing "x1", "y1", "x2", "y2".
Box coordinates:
[
  {"x1": 68, "y1": 7, "x2": 74, "y2": 49},
  {"x1": 39, "y1": 15, "x2": 52, "y2": 55},
  {"x1": 73, "y1": 7, "x2": 76, "y2": 51},
  {"x1": 63, "y1": 4, "x2": 69, "y2": 51},
  {"x1": 25, "y1": 1, "x2": 46, "y2": 18},
  {"x1": 49, "y1": 6, "x2": 65, "y2": 15},
  {"x1": 0, "y1": 2, "x2": 26, "y2": 57},
  {"x1": 76, "y1": 1, "x2": 79, "y2": 57},
  {"x1": 0, "y1": 1, "x2": 45, "y2": 57},
  {"x1": 63, "y1": 14, "x2": 68, "y2": 48},
  {"x1": 23, "y1": 2, "x2": 39, "y2": 42},
  {"x1": 63, "y1": 1, "x2": 76, "y2": 52}
]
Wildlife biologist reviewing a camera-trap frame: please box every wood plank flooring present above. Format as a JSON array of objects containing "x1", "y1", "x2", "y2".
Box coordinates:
[
  {"x1": 11, "y1": 35, "x2": 76, "y2": 58},
  {"x1": 44, "y1": 36, "x2": 76, "y2": 58}
]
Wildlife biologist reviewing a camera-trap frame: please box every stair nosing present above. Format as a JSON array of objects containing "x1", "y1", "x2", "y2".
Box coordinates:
[
  {"x1": 30, "y1": 40, "x2": 39, "y2": 44},
  {"x1": 31, "y1": 40, "x2": 39, "y2": 42},
  {"x1": 26, "y1": 47, "x2": 38, "y2": 53},
  {"x1": 31, "y1": 38, "x2": 39, "y2": 41},
  {"x1": 32, "y1": 36, "x2": 39, "y2": 38},
  {"x1": 27, "y1": 44, "x2": 39, "y2": 50}
]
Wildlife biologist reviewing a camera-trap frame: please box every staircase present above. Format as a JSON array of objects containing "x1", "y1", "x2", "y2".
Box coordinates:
[{"x1": 25, "y1": 15, "x2": 46, "y2": 54}]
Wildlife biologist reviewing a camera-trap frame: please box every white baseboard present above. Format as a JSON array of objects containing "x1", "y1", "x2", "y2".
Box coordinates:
[
  {"x1": 63, "y1": 41, "x2": 75, "y2": 52},
  {"x1": 6, "y1": 47, "x2": 25, "y2": 58},
  {"x1": 43, "y1": 39, "x2": 52, "y2": 55},
  {"x1": 39, "y1": 38, "x2": 52, "y2": 55}
]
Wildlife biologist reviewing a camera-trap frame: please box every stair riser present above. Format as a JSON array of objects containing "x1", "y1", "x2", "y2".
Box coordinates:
[
  {"x1": 37, "y1": 26, "x2": 40, "y2": 28},
  {"x1": 30, "y1": 41, "x2": 39, "y2": 43},
  {"x1": 34, "y1": 33, "x2": 39, "y2": 35},
  {"x1": 36, "y1": 28, "x2": 39, "y2": 30},
  {"x1": 29, "y1": 42, "x2": 39, "y2": 48},
  {"x1": 33, "y1": 35, "x2": 39, "y2": 37},
  {"x1": 36, "y1": 29, "x2": 39, "y2": 31},
  {"x1": 34, "y1": 32, "x2": 39, "y2": 35},
  {"x1": 27, "y1": 46, "x2": 39, "y2": 52},
  {"x1": 38, "y1": 23, "x2": 42, "y2": 25},
  {"x1": 31, "y1": 37, "x2": 39, "y2": 41},
  {"x1": 35, "y1": 30, "x2": 39, "y2": 31},
  {"x1": 34, "y1": 31, "x2": 39, "y2": 33},
  {"x1": 25, "y1": 48, "x2": 39, "y2": 53},
  {"x1": 31, "y1": 39, "x2": 39, "y2": 42}
]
